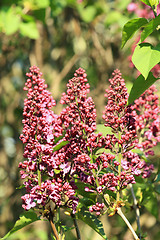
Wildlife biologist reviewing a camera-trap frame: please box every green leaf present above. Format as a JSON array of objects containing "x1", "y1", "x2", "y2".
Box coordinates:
[
  {"x1": 34, "y1": 9, "x2": 46, "y2": 22},
  {"x1": 155, "y1": 173, "x2": 160, "y2": 182},
  {"x1": 52, "y1": 140, "x2": 69, "y2": 152},
  {"x1": 75, "y1": 182, "x2": 96, "y2": 201},
  {"x1": 0, "y1": 7, "x2": 20, "y2": 35},
  {"x1": 2, "y1": 210, "x2": 40, "y2": 240},
  {"x1": 154, "y1": 184, "x2": 160, "y2": 194},
  {"x1": 134, "y1": 176, "x2": 145, "y2": 184},
  {"x1": 34, "y1": 0, "x2": 50, "y2": 8},
  {"x1": 54, "y1": 134, "x2": 65, "y2": 144},
  {"x1": 78, "y1": 6, "x2": 97, "y2": 23},
  {"x1": 121, "y1": 18, "x2": 148, "y2": 48},
  {"x1": 140, "y1": 0, "x2": 151, "y2": 6},
  {"x1": 96, "y1": 124, "x2": 112, "y2": 136},
  {"x1": 128, "y1": 72, "x2": 157, "y2": 104},
  {"x1": 131, "y1": 149, "x2": 149, "y2": 162},
  {"x1": 149, "y1": 0, "x2": 159, "y2": 6},
  {"x1": 78, "y1": 198, "x2": 95, "y2": 209},
  {"x1": 23, "y1": 0, "x2": 50, "y2": 10},
  {"x1": 141, "y1": 15, "x2": 160, "y2": 42},
  {"x1": 132, "y1": 43, "x2": 160, "y2": 79},
  {"x1": 145, "y1": 192, "x2": 158, "y2": 218},
  {"x1": 77, "y1": 208, "x2": 108, "y2": 239},
  {"x1": 60, "y1": 225, "x2": 74, "y2": 232},
  {"x1": 20, "y1": 21, "x2": 39, "y2": 39}
]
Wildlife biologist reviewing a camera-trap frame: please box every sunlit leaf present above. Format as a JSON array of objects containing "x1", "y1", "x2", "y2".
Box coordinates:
[
  {"x1": 96, "y1": 124, "x2": 112, "y2": 136},
  {"x1": 132, "y1": 43, "x2": 160, "y2": 79},
  {"x1": 149, "y1": 0, "x2": 159, "y2": 6},
  {"x1": 0, "y1": 7, "x2": 20, "y2": 35},
  {"x1": 20, "y1": 21, "x2": 39, "y2": 39},
  {"x1": 78, "y1": 6, "x2": 97, "y2": 23}
]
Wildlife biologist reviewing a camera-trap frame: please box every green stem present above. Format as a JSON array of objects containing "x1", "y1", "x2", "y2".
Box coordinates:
[{"x1": 38, "y1": 169, "x2": 41, "y2": 186}]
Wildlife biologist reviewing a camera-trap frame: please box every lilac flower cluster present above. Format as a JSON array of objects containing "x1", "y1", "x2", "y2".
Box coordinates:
[
  {"x1": 19, "y1": 66, "x2": 160, "y2": 217},
  {"x1": 102, "y1": 69, "x2": 137, "y2": 151},
  {"x1": 131, "y1": 85, "x2": 160, "y2": 156},
  {"x1": 103, "y1": 70, "x2": 158, "y2": 183},
  {"x1": 19, "y1": 66, "x2": 78, "y2": 213}
]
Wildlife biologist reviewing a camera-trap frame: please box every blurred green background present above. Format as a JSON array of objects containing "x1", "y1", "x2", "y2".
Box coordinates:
[{"x1": 0, "y1": 0, "x2": 160, "y2": 239}]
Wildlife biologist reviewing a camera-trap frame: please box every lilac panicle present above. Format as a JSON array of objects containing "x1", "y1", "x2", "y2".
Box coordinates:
[
  {"x1": 102, "y1": 69, "x2": 156, "y2": 191},
  {"x1": 19, "y1": 66, "x2": 78, "y2": 213},
  {"x1": 132, "y1": 85, "x2": 160, "y2": 156}
]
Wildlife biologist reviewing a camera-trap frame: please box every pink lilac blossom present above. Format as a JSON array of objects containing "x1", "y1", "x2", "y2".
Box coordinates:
[
  {"x1": 59, "y1": 68, "x2": 101, "y2": 179},
  {"x1": 19, "y1": 66, "x2": 78, "y2": 213},
  {"x1": 102, "y1": 69, "x2": 138, "y2": 152},
  {"x1": 131, "y1": 85, "x2": 160, "y2": 156},
  {"x1": 102, "y1": 70, "x2": 157, "y2": 187}
]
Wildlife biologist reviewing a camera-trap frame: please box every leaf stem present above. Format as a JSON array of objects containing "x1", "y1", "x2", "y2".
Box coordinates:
[{"x1": 117, "y1": 207, "x2": 140, "y2": 240}]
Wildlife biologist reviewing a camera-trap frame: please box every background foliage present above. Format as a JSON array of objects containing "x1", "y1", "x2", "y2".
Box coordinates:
[{"x1": 0, "y1": 0, "x2": 160, "y2": 239}]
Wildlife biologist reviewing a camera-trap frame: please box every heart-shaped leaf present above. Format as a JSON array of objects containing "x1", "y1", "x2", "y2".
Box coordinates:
[{"x1": 132, "y1": 43, "x2": 160, "y2": 79}]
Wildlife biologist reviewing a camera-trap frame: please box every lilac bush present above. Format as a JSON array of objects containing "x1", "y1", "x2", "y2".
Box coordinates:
[{"x1": 18, "y1": 66, "x2": 160, "y2": 239}]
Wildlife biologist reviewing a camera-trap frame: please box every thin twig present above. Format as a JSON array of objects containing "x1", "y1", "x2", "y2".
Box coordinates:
[
  {"x1": 117, "y1": 207, "x2": 140, "y2": 240},
  {"x1": 71, "y1": 213, "x2": 81, "y2": 240},
  {"x1": 129, "y1": 184, "x2": 141, "y2": 240}
]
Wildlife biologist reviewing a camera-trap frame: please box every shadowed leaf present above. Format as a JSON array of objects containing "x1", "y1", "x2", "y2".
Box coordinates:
[
  {"x1": 2, "y1": 211, "x2": 41, "y2": 240},
  {"x1": 77, "y1": 208, "x2": 108, "y2": 239},
  {"x1": 128, "y1": 72, "x2": 158, "y2": 104}
]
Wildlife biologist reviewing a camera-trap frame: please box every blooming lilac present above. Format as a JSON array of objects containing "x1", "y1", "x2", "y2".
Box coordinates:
[
  {"x1": 19, "y1": 66, "x2": 159, "y2": 219},
  {"x1": 131, "y1": 85, "x2": 160, "y2": 156},
  {"x1": 19, "y1": 66, "x2": 78, "y2": 213}
]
